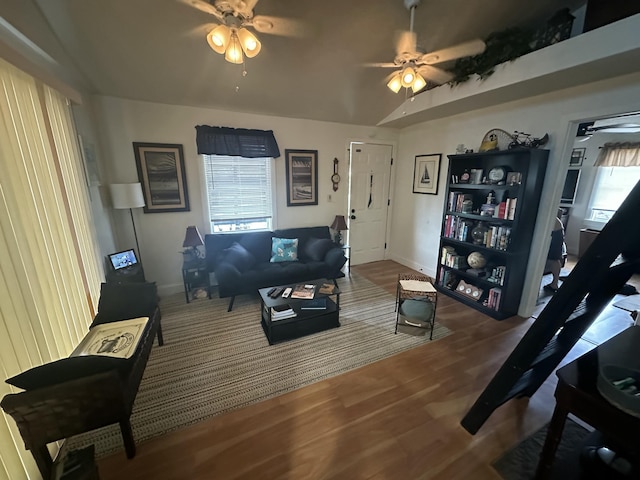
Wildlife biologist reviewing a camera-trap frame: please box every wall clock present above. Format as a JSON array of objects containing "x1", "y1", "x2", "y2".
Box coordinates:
[{"x1": 331, "y1": 158, "x2": 340, "y2": 191}]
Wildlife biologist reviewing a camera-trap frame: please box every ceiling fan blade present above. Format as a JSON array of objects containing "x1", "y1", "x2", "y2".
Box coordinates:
[
  {"x1": 251, "y1": 15, "x2": 308, "y2": 37},
  {"x1": 417, "y1": 65, "x2": 454, "y2": 85},
  {"x1": 179, "y1": 0, "x2": 224, "y2": 20},
  {"x1": 419, "y1": 39, "x2": 486, "y2": 65},
  {"x1": 362, "y1": 62, "x2": 399, "y2": 68},
  {"x1": 396, "y1": 31, "x2": 417, "y2": 56}
]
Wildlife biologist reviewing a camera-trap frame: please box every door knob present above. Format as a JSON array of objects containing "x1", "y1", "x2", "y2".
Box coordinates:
[{"x1": 350, "y1": 215, "x2": 356, "y2": 220}]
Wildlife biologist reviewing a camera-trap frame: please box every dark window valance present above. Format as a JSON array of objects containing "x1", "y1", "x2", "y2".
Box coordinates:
[{"x1": 195, "y1": 126, "x2": 280, "y2": 158}]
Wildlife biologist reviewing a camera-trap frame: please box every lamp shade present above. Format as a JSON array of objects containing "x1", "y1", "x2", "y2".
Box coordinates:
[
  {"x1": 110, "y1": 183, "x2": 145, "y2": 209},
  {"x1": 330, "y1": 215, "x2": 348, "y2": 231},
  {"x1": 183, "y1": 225, "x2": 204, "y2": 248},
  {"x1": 237, "y1": 28, "x2": 261, "y2": 58}
]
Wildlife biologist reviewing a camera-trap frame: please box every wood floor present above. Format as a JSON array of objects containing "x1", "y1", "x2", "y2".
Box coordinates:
[{"x1": 96, "y1": 260, "x2": 635, "y2": 480}]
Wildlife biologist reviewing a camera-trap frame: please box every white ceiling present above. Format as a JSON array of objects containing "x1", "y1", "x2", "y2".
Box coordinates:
[{"x1": 8, "y1": 0, "x2": 585, "y2": 126}]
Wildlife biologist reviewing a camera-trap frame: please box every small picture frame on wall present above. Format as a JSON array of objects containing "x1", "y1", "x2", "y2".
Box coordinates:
[
  {"x1": 413, "y1": 154, "x2": 442, "y2": 195},
  {"x1": 570, "y1": 148, "x2": 585, "y2": 167},
  {"x1": 133, "y1": 142, "x2": 190, "y2": 213},
  {"x1": 285, "y1": 149, "x2": 318, "y2": 206}
]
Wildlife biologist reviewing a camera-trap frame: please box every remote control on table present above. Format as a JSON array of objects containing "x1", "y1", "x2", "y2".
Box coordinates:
[
  {"x1": 267, "y1": 287, "x2": 277, "y2": 296},
  {"x1": 282, "y1": 287, "x2": 292, "y2": 298},
  {"x1": 270, "y1": 287, "x2": 283, "y2": 298}
]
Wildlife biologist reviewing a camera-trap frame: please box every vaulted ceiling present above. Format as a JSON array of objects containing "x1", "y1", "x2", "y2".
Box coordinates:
[{"x1": 6, "y1": 0, "x2": 585, "y2": 126}]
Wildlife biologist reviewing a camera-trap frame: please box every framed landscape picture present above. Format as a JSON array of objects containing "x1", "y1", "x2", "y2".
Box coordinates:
[
  {"x1": 413, "y1": 153, "x2": 441, "y2": 195},
  {"x1": 133, "y1": 142, "x2": 190, "y2": 213},
  {"x1": 285, "y1": 149, "x2": 318, "y2": 206}
]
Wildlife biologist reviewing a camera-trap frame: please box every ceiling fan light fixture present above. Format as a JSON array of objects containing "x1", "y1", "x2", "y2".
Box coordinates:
[
  {"x1": 411, "y1": 72, "x2": 426, "y2": 92},
  {"x1": 207, "y1": 24, "x2": 231, "y2": 54},
  {"x1": 387, "y1": 72, "x2": 402, "y2": 93},
  {"x1": 401, "y1": 66, "x2": 415, "y2": 88},
  {"x1": 224, "y1": 32, "x2": 244, "y2": 64},
  {"x1": 237, "y1": 28, "x2": 261, "y2": 58}
]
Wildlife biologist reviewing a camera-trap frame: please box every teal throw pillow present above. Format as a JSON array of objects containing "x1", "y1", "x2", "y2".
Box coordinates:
[{"x1": 270, "y1": 237, "x2": 298, "y2": 263}]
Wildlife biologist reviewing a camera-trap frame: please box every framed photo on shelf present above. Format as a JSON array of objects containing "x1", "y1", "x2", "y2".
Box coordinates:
[
  {"x1": 506, "y1": 171, "x2": 522, "y2": 185},
  {"x1": 570, "y1": 148, "x2": 585, "y2": 166},
  {"x1": 413, "y1": 153, "x2": 442, "y2": 195},
  {"x1": 285, "y1": 149, "x2": 318, "y2": 206},
  {"x1": 133, "y1": 142, "x2": 189, "y2": 213}
]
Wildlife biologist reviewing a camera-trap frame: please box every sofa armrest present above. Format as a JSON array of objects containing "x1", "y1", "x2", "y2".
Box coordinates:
[{"x1": 324, "y1": 247, "x2": 347, "y2": 271}]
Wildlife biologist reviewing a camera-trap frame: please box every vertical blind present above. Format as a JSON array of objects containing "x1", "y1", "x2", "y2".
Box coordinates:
[
  {"x1": 0, "y1": 59, "x2": 103, "y2": 480},
  {"x1": 203, "y1": 155, "x2": 273, "y2": 225}
]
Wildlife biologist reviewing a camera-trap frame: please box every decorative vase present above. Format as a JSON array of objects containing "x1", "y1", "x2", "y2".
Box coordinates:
[{"x1": 472, "y1": 221, "x2": 489, "y2": 245}]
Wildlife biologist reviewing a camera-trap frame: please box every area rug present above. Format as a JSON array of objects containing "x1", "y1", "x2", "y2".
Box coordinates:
[
  {"x1": 493, "y1": 419, "x2": 592, "y2": 480},
  {"x1": 66, "y1": 272, "x2": 451, "y2": 457}
]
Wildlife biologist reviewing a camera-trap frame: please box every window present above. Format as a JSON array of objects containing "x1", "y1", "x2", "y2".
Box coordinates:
[
  {"x1": 203, "y1": 155, "x2": 274, "y2": 232},
  {"x1": 587, "y1": 166, "x2": 640, "y2": 224}
]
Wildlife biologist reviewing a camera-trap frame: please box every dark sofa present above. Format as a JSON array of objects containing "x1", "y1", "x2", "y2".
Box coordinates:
[
  {"x1": 205, "y1": 226, "x2": 347, "y2": 310},
  {"x1": 1, "y1": 282, "x2": 163, "y2": 480}
]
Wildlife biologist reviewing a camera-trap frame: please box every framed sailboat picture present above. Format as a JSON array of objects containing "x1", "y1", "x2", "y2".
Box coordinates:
[{"x1": 413, "y1": 153, "x2": 442, "y2": 195}]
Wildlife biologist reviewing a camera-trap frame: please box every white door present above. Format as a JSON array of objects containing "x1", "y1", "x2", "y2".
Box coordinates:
[{"x1": 348, "y1": 142, "x2": 393, "y2": 265}]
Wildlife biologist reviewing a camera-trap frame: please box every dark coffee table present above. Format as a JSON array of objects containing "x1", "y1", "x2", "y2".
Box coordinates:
[{"x1": 259, "y1": 279, "x2": 340, "y2": 344}]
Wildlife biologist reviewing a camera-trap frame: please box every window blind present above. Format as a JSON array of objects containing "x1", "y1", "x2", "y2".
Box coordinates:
[
  {"x1": 203, "y1": 155, "x2": 273, "y2": 229},
  {"x1": 0, "y1": 58, "x2": 102, "y2": 480}
]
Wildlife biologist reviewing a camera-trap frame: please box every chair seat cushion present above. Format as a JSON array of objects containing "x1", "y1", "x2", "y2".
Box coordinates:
[{"x1": 399, "y1": 298, "x2": 435, "y2": 321}]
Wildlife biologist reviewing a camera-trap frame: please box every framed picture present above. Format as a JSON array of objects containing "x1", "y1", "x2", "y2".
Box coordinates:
[
  {"x1": 133, "y1": 142, "x2": 190, "y2": 213},
  {"x1": 506, "y1": 171, "x2": 522, "y2": 185},
  {"x1": 570, "y1": 148, "x2": 585, "y2": 166},
  {"x1": 412, "y1": 153, "x2": 442, "y2": 195},
  {"x1": 285, "y1": 149, "x2": 318, "y2": 206}
]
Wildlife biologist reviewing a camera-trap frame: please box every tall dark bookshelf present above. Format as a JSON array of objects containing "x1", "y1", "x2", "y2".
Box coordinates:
[{"x1": 435, "y1": 149, "x2": 549, "y2": 319}]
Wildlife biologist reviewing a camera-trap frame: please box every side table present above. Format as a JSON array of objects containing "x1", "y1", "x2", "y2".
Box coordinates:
[
  {"x1": 182, "y1": 260, "x2": 211, "y2": 303},
  {"x1": 535, "y1": 326, "x2": 640, "y2": 479}
]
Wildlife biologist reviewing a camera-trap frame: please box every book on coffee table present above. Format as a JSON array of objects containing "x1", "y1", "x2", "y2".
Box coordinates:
[
  {"x1": 300, "y1": 298, "x2": 327, "y2": 310},
  {"x1": 290, "y1": 284, "x2": 315, "y2": 299}
]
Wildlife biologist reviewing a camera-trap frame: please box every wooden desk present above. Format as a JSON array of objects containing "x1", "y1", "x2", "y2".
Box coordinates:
[{"x1": 535, "y1": 326, "x2": 640, "y2": 479}]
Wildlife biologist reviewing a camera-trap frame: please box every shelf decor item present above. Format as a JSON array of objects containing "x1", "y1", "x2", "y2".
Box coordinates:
[
  {"x1": 467, "y1": 251, "x2": 487, "y2": 269},
  {"x1": 456, "y1": 280, "x2": 483, "y2": 300},
  {"x1": 471, "y1": 222, "x2": 489, "y2": 245},
  {"x1": 285, "y1": 149, "x2": 318, "y2": 206},
  {"x1": 412, "y1": 153, "x2": 442, "y2": 195}
]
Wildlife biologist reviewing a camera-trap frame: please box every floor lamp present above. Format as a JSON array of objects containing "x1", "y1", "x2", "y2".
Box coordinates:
[{"x1": 110, "y1": 183, "x2": 146, "y2": 263}]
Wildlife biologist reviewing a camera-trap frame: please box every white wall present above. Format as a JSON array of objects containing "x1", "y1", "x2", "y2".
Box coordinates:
[
  {"x1": 92, "y1": 96, "x2": 398, "y2": 295},
  {"x1": 388, "y1": 71, "x2": 640, "y2": 317}
]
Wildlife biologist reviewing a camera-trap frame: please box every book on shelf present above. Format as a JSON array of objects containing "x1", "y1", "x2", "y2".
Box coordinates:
[
  {"x1": 290, "y1": 284, "x2": 315, "y2": 299},
  {"x1": 300, "y1": 298, "x2": 327, "y2": 310}
]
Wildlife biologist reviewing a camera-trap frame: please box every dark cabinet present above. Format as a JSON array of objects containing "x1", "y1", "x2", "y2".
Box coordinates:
[{"x1": 435, "y1": 149, "x2": 549, "y2": 319}]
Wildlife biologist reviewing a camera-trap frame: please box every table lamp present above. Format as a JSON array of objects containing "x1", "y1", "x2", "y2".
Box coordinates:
[
  {"x1": 183, "y1": 225, "x2": 204, "y2": 262},
  {"x1": 330, "y1": 215, "x2": 348, "y2": 245}
]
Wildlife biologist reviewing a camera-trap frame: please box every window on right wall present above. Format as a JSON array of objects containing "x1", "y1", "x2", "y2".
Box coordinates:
[{"x1": 587, "y1": 165, "x2": 640, "y2": 225}]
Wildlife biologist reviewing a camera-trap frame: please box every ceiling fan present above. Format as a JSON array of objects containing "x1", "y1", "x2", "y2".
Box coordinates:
[
  {"x1": 578, "y1": 113, "x2": 640, "y2": 141},
  {"x1": 366, "y1": 0, "x2": 486, "y2": 94},
  {"x1": 180, "y1": 0, "x2": 303, "y2": 64}
]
